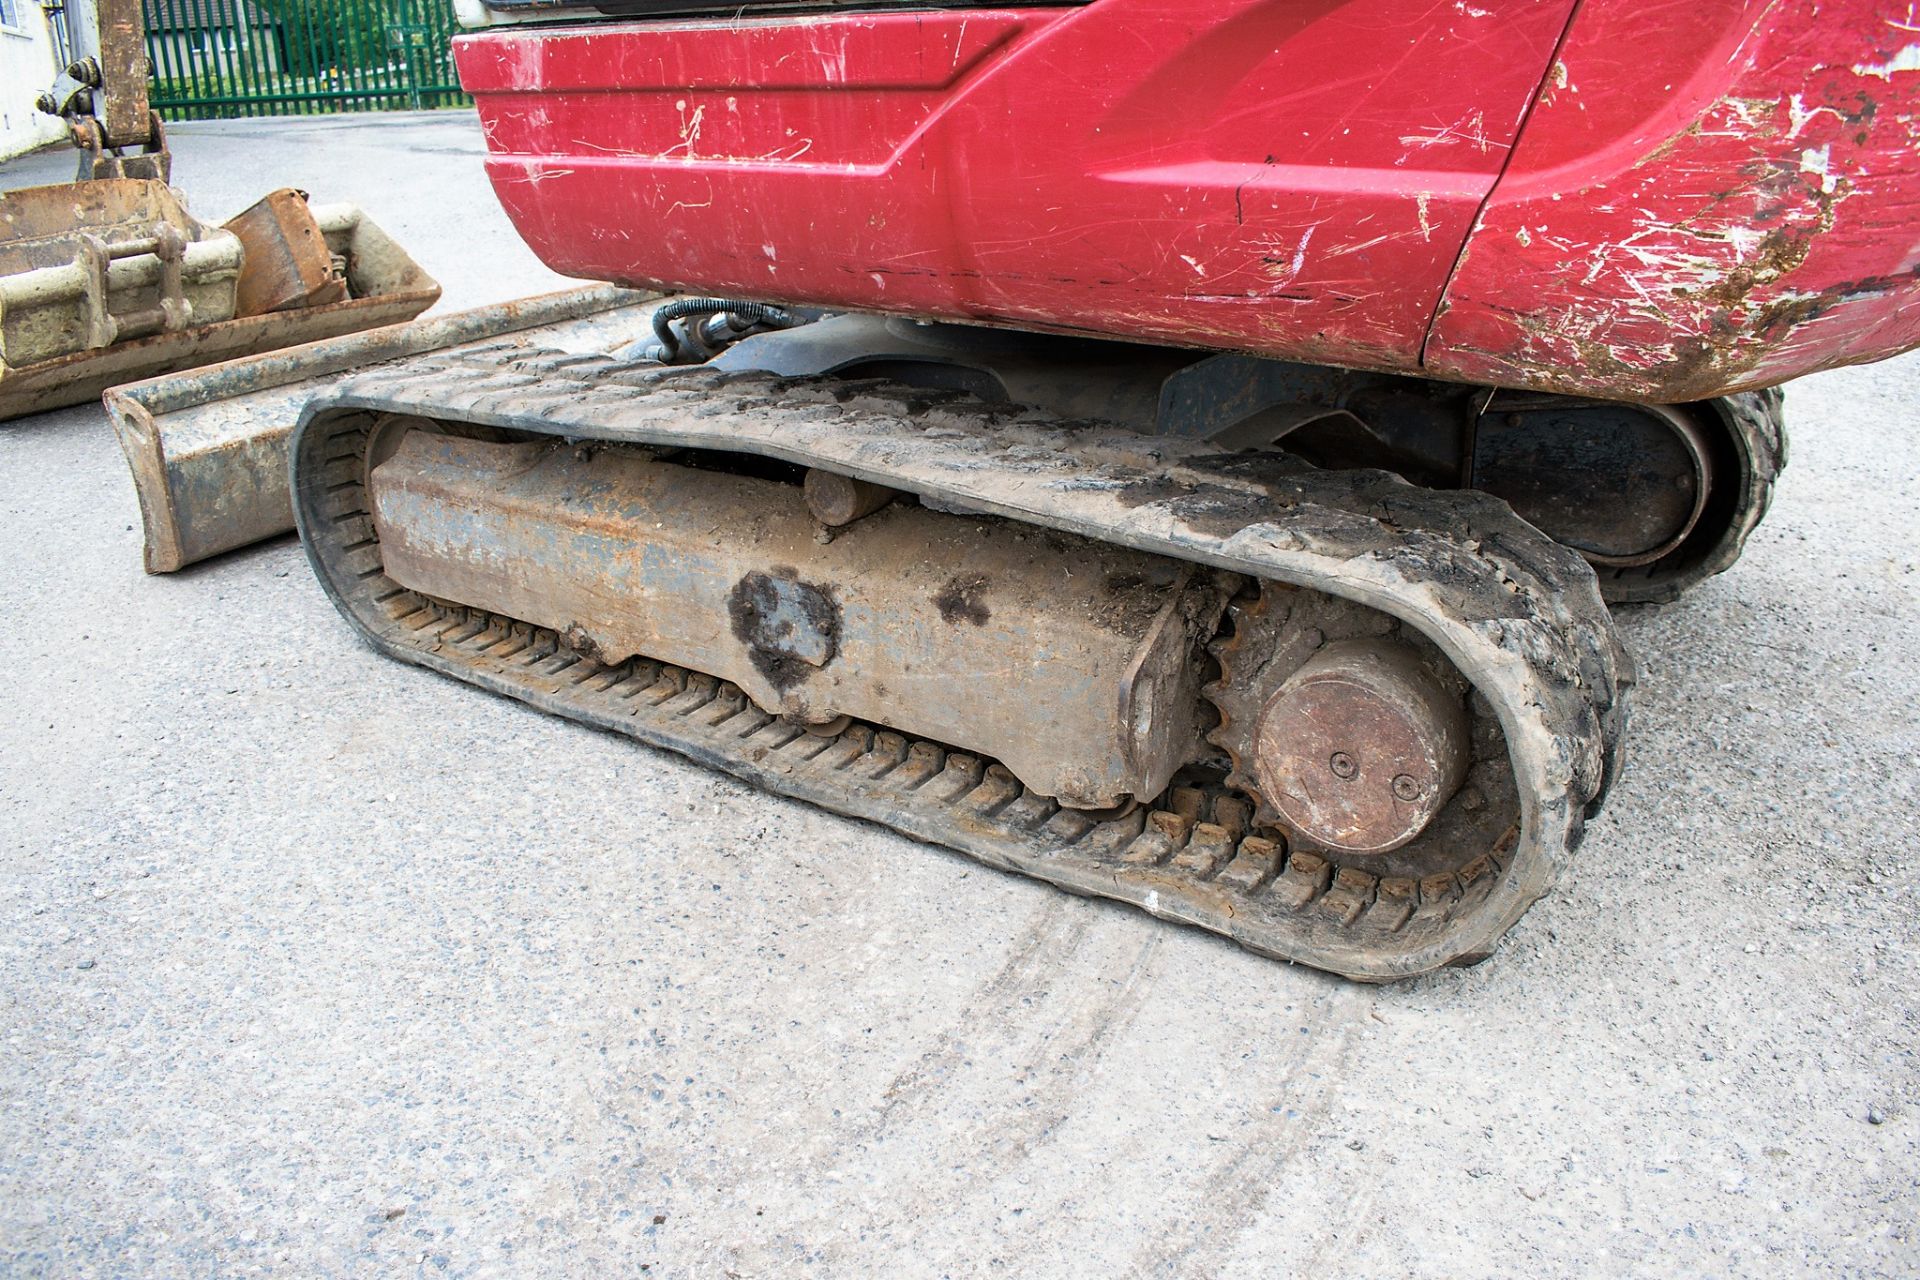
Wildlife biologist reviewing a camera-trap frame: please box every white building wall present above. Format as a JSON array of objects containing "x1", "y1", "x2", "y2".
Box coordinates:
[{"x1": 2, "y1": 3, "x2": 69, "y2": 161}]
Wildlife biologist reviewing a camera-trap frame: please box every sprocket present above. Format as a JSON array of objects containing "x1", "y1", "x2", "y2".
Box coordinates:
[{"x1": 1204, "y1": 581, "x2": 1516, "y2": 882}]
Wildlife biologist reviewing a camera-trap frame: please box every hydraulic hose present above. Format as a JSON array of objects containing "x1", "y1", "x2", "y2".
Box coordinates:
[{"x1": 651, "y1": 298, "x2": 796, "y2": 363}]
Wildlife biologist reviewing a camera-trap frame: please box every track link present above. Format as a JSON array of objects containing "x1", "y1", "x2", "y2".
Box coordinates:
[{"x1": 289, "y1": 348, "x2": 1632, "y2": 980}]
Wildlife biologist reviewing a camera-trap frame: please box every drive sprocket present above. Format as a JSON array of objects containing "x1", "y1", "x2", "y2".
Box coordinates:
[{"x1": 1205, "y1": 583, "x2": 1525, "y2": 884}]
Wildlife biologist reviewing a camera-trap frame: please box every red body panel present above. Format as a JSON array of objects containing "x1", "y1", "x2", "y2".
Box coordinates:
[
  {"x1": 457, "y1": 1, "x2": 1570, "y2": 374},
  {"x1": 1425, "y1": 1, "x2": 1920, "y2": 401},
  {"x1": 457, "y1": 1, "x2": 1920, "y2": 400}
]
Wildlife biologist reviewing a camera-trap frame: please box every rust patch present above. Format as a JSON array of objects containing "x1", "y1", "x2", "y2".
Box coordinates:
[
  {"x1": 728, "y1": 569, "x2": 842, "y2": 691},
  {"x1": 933, "y1": 572, "x2": 991, "y2": 626}
]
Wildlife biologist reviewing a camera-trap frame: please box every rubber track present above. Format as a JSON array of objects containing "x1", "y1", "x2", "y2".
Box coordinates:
[
  {"x1": 1599, "y1": 388, "x2": 1787, "y2": 605},
  {"x1": 289, "y1": 349, "x2": 1632, "y2": 980}
]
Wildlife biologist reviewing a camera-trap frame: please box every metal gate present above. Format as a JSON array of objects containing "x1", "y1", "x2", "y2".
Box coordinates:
[{"x1": 141, "y1": 0, "x2": 468, "y2": 119}]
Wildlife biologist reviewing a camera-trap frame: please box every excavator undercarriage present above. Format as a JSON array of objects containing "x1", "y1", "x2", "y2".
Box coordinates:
[{"x1": 287, "y1": 339, "x2": 1632, "y2": 978}]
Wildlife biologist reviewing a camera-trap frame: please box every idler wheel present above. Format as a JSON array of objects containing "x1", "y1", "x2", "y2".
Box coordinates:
[{"x1": 1253, "y1": 639, "x2": 1470, "y2": 855}]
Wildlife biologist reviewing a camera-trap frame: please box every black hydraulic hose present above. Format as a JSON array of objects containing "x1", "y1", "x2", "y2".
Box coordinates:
[{"x1": 651, "y1": 298, "x2": 796, "y2": 362}]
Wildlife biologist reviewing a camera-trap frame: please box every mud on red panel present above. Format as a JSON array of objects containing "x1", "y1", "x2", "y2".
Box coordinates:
[
  {"x1": 454, "y1": 0, "x2": 1573, "y2": 376},
  {"x1": 1427, "y1": 1, "x2": 1920, "y2": 402}
]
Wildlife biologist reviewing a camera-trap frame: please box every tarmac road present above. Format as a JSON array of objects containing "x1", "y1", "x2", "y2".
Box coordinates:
[{"x1": 2, "y1": 114, "x2": 1915, "y2": 1278}]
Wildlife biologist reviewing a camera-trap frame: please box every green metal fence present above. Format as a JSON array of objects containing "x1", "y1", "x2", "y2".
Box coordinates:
[{"x1": 144, "y1": 0, "x2": 469, "y2": 119}]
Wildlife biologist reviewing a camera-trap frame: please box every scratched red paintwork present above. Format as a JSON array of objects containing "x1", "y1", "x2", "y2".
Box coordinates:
[
  {"x1": 455, "y1": 0, "x2": 1572, "y2": 376},
  {"x1": 457, "y1": 1, "x2": 1920, "y2": 402},
  {"x1": 1427, "y1": 0, "x2": 1920, "y2": 401}
]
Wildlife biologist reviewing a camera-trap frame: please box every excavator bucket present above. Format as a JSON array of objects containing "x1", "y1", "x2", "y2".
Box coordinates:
[{"x1": 0, "y1": 178, "x2": 439, "y2": 423}]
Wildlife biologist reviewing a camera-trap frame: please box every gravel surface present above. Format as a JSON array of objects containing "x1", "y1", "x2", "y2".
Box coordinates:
[{"x1": 2, "y1": 115, "x2": 1916, "y2": 1279}]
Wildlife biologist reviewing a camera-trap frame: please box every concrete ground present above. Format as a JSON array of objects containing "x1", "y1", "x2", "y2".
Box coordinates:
[{"x1": 1, "y1": 114, "x2": 1915, "y2": 1279}]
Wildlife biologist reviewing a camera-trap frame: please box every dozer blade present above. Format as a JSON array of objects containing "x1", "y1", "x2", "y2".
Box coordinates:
[
  {"x1": 0, "y1": 179, "x2": 440, "y2": 423},
  {"x1": 104, "y1": 285, "x2": 660, "y2": 572}
]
